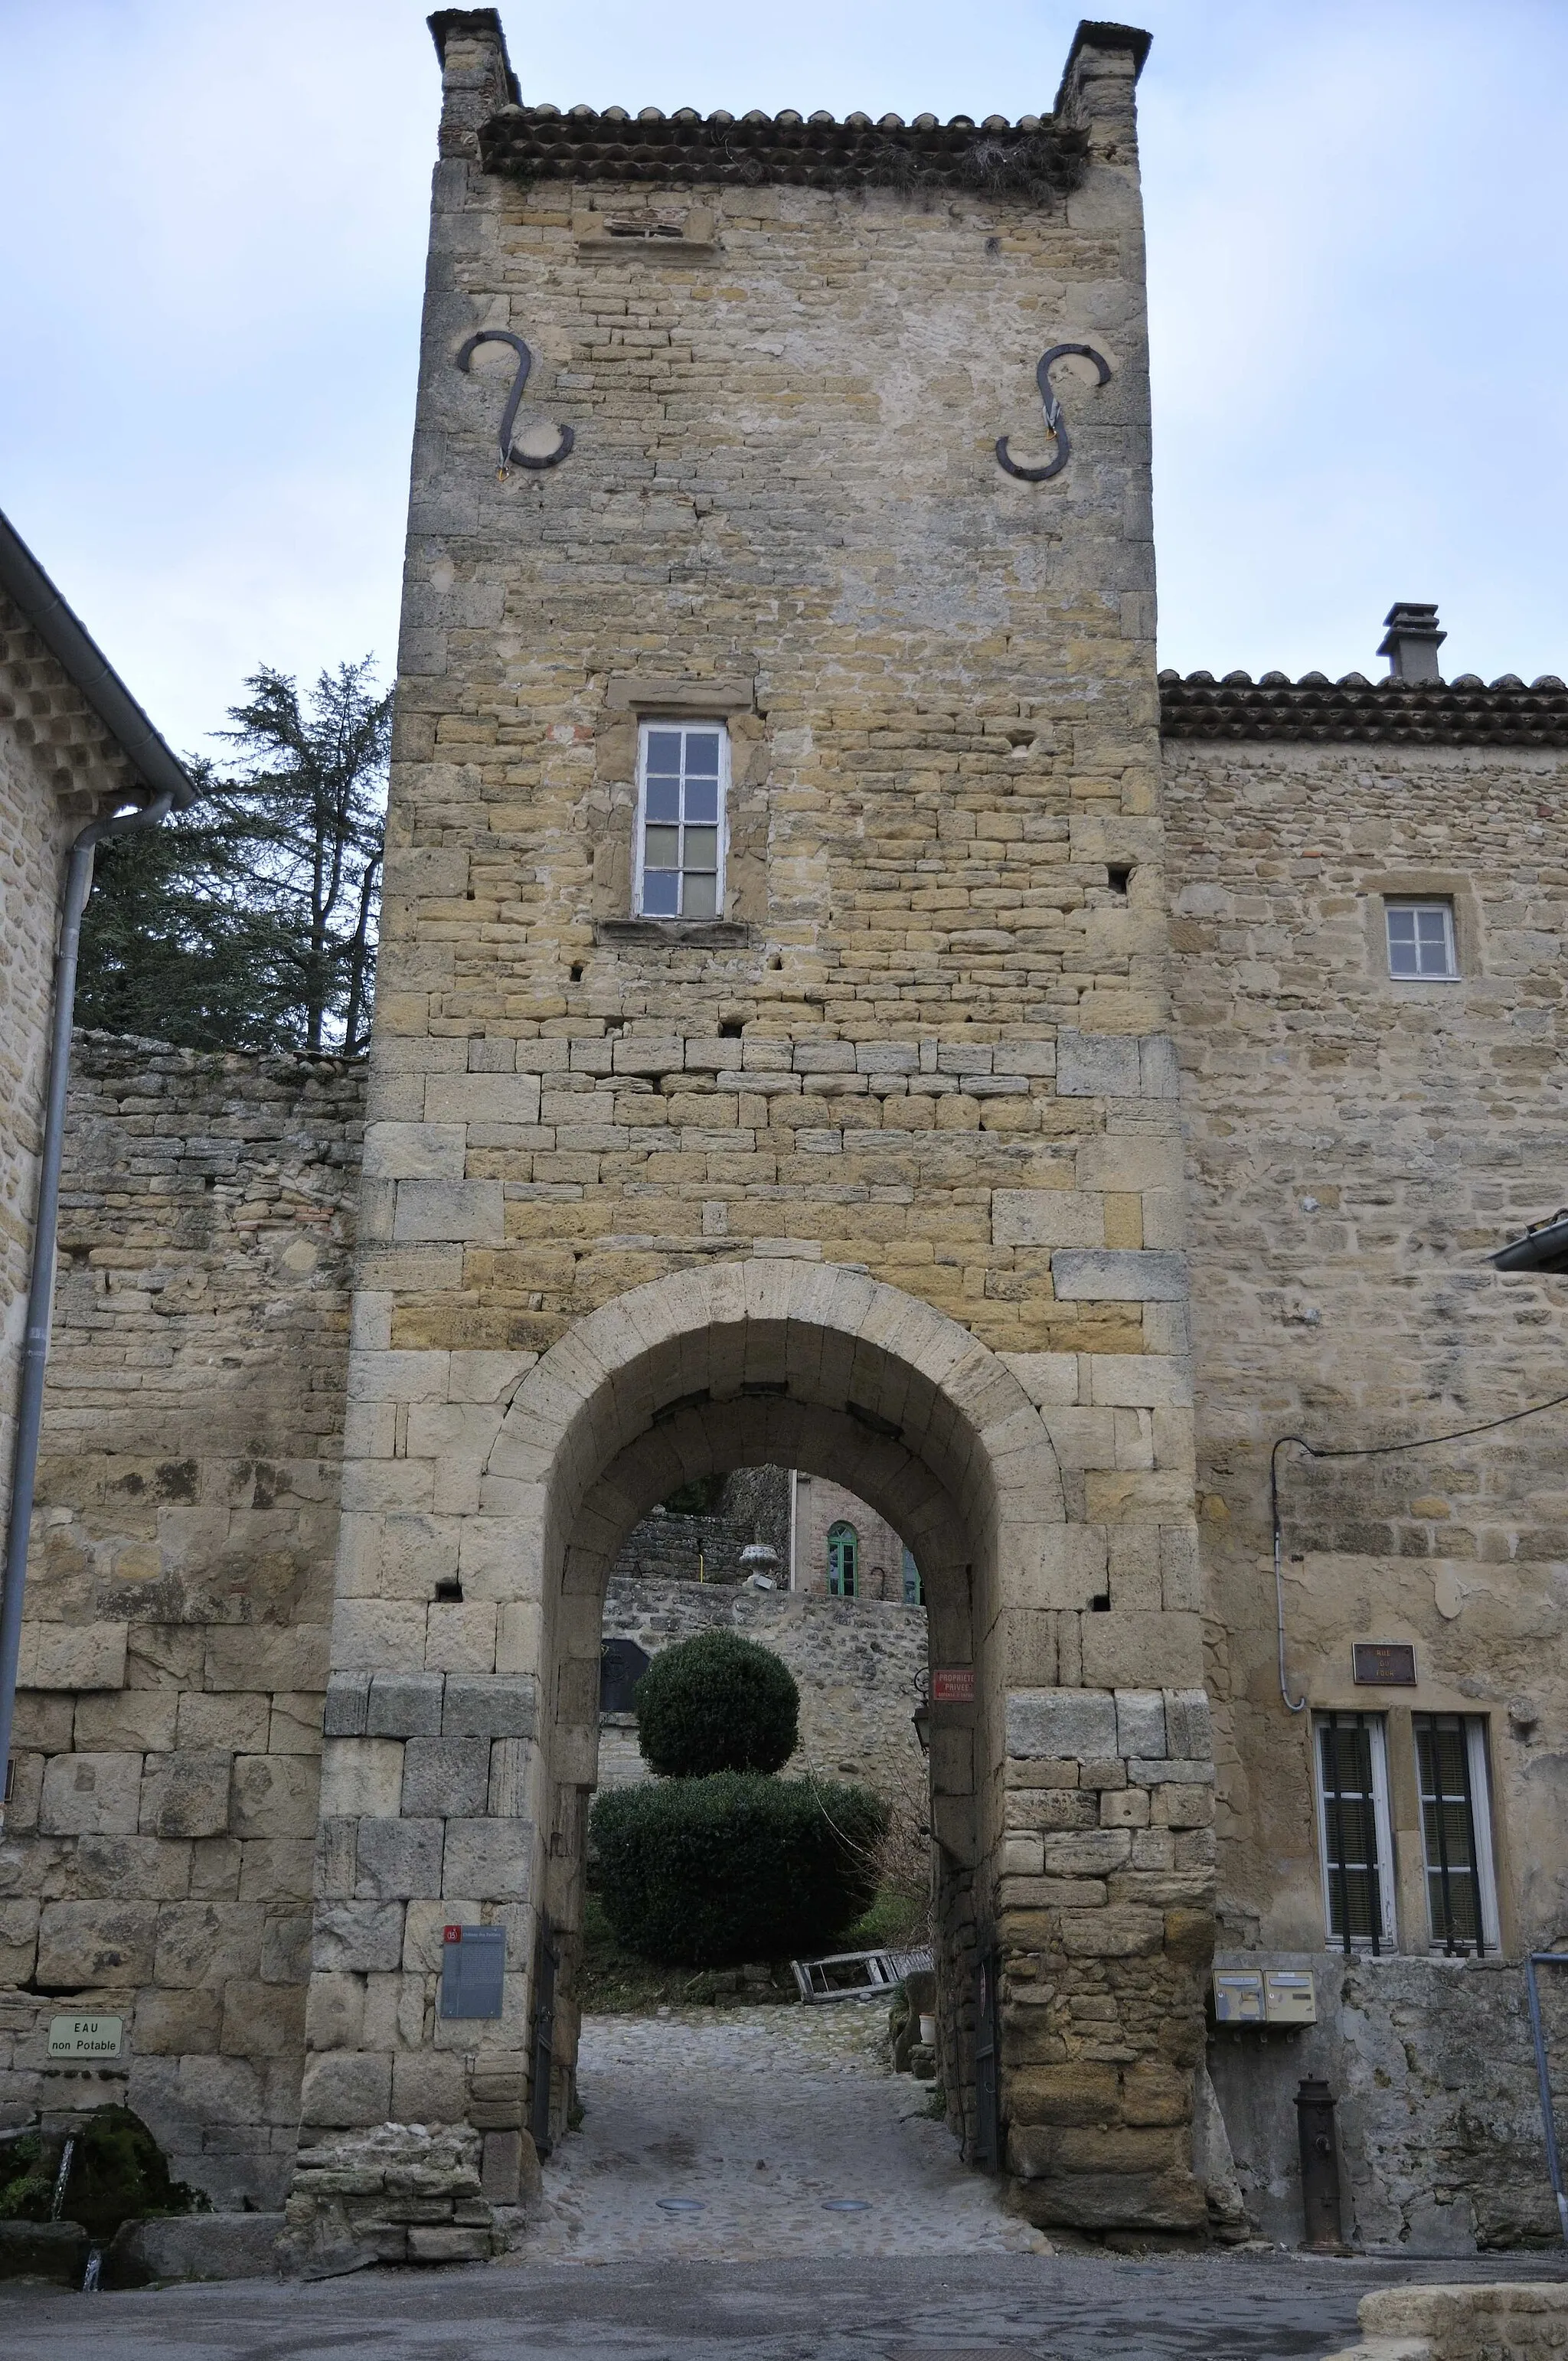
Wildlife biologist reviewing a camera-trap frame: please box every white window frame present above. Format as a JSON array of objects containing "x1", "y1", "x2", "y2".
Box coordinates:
[
  {"x1": 1385, "y1": 897, "x2": 1459, "y2": 980},
  {"x1": 1314, "y1": 1711, "x2": 1399, "y2": 1953},
  {"x1": 633, "y1": 717, "x2": 729, "y2": 921},
  {"x1": 1413, "y1": 1714, "x2": 1501, "y2": 1956}
]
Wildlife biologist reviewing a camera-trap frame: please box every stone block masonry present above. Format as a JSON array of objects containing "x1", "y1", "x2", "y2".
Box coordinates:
[{"x1": 0, "y1": 1034, "x2": 362, "y2": 2209}]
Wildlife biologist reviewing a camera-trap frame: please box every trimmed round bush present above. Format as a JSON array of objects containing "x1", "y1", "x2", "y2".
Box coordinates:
[
  {"x1": 590, "y1": 1772, "x2": 888, "y2": 1966},
  {"x1": 635, "y1": 1630, "x2": 799, "y2": 1778}
]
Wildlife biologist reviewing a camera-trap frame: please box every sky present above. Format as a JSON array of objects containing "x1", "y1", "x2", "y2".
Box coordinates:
[{"x1": 2, "y1": 0, "x2": 1566, "y2": 759}]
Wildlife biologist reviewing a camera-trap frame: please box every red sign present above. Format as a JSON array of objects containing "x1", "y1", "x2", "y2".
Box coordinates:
[
  {"x1": 443, "y1": 1925, "x2": 462, "y2": 1944},
  {"x1": 931, "y1": 1667, "x2": 975, "y2": 1704}
]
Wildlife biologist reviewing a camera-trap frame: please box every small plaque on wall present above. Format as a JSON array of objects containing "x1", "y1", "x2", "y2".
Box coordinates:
[
  {"x1": 439, "y1": 1925, "x2": 505, "y2": 2020},
  {"x1": 1352, "y1": 1641, "x2": 1416, "y2": 1687},
  {"x1": 931, "y1": 1668, "x2": 975, "y2": 1704},
  {"x1": 48, "y1": 2013, "x2": 122, "y2": 2060}
]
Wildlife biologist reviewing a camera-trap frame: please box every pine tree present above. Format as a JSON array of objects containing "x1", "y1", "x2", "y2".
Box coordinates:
[{"x1": 78, "y1": 659, "x2": 390, "y2": 1056}]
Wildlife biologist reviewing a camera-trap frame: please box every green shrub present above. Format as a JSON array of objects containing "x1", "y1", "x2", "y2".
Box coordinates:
[
  {"x1": 635, "y1": 1630, "x2": 799, "y2": 1778},
  {"x1": 591, "y1": 1772, "x2": 888, "y2": 1966}
]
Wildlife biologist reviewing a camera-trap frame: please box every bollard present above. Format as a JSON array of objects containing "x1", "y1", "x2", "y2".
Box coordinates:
[{"x1": 1295, "y1": 2077, "x2": 1344, "y2": 2248}]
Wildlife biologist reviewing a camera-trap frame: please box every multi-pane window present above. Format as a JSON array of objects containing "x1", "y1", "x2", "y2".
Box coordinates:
[
  {"x1": 1413, "y1": 1714, "x2": 1500, "y2": 1956},
  {"x1": 1315, "y1": 1712, "x2": 1396, "y2": 1953},
  {"x1": 826, "y1": 1522, "x2": 858, "y2": 1598},
  {"x1": 902, "y1": 1546, "x2": 923, "y2": 1608},
  {"x1": 1385, "y1": 899, "x2": 1457, "y2": 978},
  {"x1": 635, "y1": 721, "x2": 726, "y2": 919}
]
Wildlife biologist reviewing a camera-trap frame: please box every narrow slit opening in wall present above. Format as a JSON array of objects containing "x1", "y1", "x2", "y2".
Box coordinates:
[
  {"x1": 570, "y1": 963, "x2": 584, "y2": 983},
  {"x1": 1107, "y1": 866, "x2": 1132, "y2": 895}
]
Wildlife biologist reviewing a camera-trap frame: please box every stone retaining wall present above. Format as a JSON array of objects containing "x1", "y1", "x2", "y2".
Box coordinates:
[
  {"x1": 1328, "y1": 2282, "x2": 1568, "y2": 2361},
  {"x1": 0, "y1": 1034, "x2": 362, "y2": 2207},
  {"x1": 597, "y1": 1572, "x2": 928, "y2": 1799}
]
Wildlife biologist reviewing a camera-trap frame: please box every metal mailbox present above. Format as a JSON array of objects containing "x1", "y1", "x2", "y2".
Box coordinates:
[
  {"x1": 1265, "y1": 1968, "x2": 1317, "y2": 2024},
  {"x1": 1213, "y1": 1970, "x2": 1265, "y2": 2025},
  {"x1": 439, "y1": 1923, "x2": 505, "y2": 2020}
]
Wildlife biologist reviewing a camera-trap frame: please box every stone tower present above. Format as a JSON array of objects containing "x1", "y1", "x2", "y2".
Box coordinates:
[{"x1": 293, "y1": 9, "x2": 1212, "y2": 2252}]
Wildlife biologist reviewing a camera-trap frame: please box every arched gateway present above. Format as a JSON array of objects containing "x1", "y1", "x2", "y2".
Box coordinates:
[
  {"x1": 494, "y1": 1258, "x2": 1063, "y2": 2141},
  {"x1": 283, "y1": 10, "x2": 1212, "y2": 2265},
  {"x1": 295, "y1": 1250, "x2": 1211, "y2": 2261}
]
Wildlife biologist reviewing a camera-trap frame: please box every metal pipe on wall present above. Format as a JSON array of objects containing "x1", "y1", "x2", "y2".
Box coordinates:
[{"x1": 0, "y1": 794, "x2": 178, "y2": 1827}]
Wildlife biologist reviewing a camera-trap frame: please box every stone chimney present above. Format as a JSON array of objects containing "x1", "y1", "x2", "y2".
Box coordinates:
[
  {"x1": 427, "y1": 8, "x2": 518, "y2": 158},
  {"x1": 1054, "y1": 21, "x2": 1153, "y2": 149},
  {"x1": 1377, "y1": 601, "x2": 1446, "y2": 683}
]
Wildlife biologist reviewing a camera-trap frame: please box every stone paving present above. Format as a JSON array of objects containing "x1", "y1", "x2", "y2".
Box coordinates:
[
  {"x1": 11, "y1": 2248, "x2": 1568, "y2": 2361},
  {"x1": 520, "y1": 2000, "x2": 1047, "y2": 2261}
]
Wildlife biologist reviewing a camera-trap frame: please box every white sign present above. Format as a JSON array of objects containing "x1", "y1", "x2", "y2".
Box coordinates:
[{"x1": 48, "y1": 2013, "x2": 123, "y2": 2060}]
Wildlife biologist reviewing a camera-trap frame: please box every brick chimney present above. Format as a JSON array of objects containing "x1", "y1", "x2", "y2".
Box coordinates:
[{"x1": 1377, "y1": 601, "x2": 1446, "y2": 683}]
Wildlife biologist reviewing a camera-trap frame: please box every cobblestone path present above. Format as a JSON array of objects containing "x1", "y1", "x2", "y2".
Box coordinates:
[{"x1": 520, "y1": 2003, "x2": 1047, "y2": 2261}]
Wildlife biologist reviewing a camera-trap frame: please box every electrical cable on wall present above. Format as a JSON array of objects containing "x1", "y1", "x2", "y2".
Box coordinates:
[{"x1": 1270, "y1": 1389, "x2": 1568, "y2": 1713}]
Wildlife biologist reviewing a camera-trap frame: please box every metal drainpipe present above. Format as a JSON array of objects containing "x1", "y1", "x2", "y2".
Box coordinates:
[
  {"x1": 787, "y1": 1467, "x2": 797, "y2": 1592},
  {"x1": 0, "y1": 792, "x2": 177, "y2": 1828}
]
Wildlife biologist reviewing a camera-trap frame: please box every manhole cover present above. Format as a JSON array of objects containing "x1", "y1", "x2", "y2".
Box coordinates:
[
  {"x1": 656, "y1": 2198, "x2": 706, "y2": 2212},
  {"x1": 822, "y1": 2199, "x2": 871, "y2": 2212}
]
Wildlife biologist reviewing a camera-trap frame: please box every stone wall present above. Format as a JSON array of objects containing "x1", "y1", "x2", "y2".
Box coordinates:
[
  {"x1": 1210, "y1": 1953, "x2": 1566, "y2": 2252},
  {"x1": 1165, "y1": 727, "x2": 1568, "y2": 2247},
  {"x1": 0, "y1": 1034, "x2": 362, "y2": 2207},
  {"x1": 596, "y1": 1570, "x2": 927, "y2": 1800}
]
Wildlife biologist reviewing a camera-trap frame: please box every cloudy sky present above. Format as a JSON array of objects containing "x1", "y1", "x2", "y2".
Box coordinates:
[{"x1": 2, "y1": 0, "x2": 1565, "y2": 757}]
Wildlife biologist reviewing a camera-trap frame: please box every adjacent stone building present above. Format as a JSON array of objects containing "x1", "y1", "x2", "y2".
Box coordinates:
[
  {"x1": 0, "y1": 513, "x2": 192, "y2": 1544},
  {"x1": 792, "y1": 1472, "x2": 912, "y2": 1602},
  {"x1": 1164, "y1": 658, "x2": 1568, "y2": 2248},
  {"x1": 3, "y1": 8, "x2": 1567, "y2": 2268}
]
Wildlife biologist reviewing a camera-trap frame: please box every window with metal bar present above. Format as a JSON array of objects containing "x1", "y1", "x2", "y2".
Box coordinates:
[
  {"x1": 1315, "y1": 1711, "x2": 1396, "y2": 1953},
  {"x1": 1413, "y1": 1713, "x2": 1500, "y2": 1956},
  {"x1": 635, "y1": 721, "x2": 727, "y2": 919}
]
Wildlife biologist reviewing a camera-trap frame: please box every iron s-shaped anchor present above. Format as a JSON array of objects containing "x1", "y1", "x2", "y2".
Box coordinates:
[
  {"x1": 995, "y1": 341, "x2": 1111, "y2": 482},
  {"x1": 456, "y1": 329, "x2": 574, "y2": 475}
]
